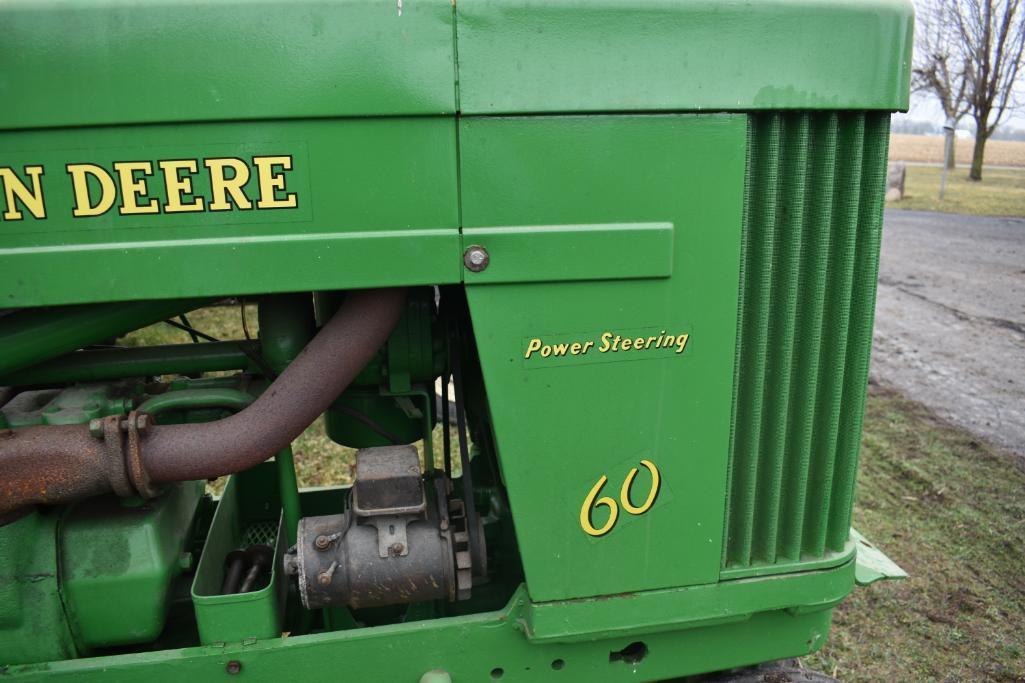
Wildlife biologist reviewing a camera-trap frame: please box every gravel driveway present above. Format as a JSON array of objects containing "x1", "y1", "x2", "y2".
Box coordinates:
[{"x1": 871, "y1": 209, "x2": 1025, "y2": 460}]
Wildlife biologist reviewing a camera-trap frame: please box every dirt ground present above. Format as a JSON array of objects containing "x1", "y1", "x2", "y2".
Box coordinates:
[
  {"x1": 870, "y1": 209, "x2": 1025, "y2": 461},
  {"x1": 890, "y1": 134, "x2": 1025, "y2": 167}
]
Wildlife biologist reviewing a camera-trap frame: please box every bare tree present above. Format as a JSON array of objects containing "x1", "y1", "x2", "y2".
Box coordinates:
[
  {"x1": 913, "y1": 0, "x2": 972, "y2": 169},
  {"x1": 952, "y1": 0, "x2": 1025, "y2": 180}
]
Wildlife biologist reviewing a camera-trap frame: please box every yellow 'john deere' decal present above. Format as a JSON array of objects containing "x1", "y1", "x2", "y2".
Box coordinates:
[{"x1": 0, "y1": 155, "x2": 298, "y2": 221}]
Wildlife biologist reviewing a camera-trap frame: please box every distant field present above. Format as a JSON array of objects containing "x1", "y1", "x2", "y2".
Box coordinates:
[
  {"x1": 890, "y1": 134, "x2": 1025, "y2": 167},
  {"x1": 886, "y1": 165, "x2": 1025, "y2": 217}
]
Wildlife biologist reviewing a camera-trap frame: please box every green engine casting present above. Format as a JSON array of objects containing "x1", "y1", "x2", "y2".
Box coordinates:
[{"x1": 0, "y1": 1, "x2": 912, "y2": 680}]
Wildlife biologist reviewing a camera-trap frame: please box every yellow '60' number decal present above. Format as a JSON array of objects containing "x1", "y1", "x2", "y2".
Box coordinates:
[{"x1": 579, "y1": 460, "x2": 662, "y2": 537}]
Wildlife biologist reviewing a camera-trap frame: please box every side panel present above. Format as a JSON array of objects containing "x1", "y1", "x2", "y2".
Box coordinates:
[
  {"x1": 460, "y1": 115, "x2": 746, "y2": 601},
  {"x1": 0, "y1": 118, "x2": 460, "y2": 307}
]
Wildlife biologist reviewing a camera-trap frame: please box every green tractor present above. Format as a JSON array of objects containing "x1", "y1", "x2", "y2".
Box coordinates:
[{"x1": 0, "y1": 1, "x2": 912, "y2": 680}]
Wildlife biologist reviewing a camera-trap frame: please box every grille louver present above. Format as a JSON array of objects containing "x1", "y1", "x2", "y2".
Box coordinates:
[{"x1": 724, "y1": 111, "x2": 890, "y2": 572}]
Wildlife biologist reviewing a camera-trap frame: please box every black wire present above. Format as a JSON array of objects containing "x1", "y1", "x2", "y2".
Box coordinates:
[
  {"x1": 178, "y1": 313, "x2": 200, "y2": 344},
  {"x1": 449, "y1": 318, "x2": 484, "y2": 576},
  {"x1": 163, "y1": 318, "x2": 219, "y2": 343},
  {"x1": 237, "y1": 344, "x2": 279, "y2": 381}
]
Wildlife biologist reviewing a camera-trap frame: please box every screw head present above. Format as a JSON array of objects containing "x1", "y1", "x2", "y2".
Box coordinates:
[
  {"x1": 88, "y1": 419, "x2": 104, "y2": 438},
  {"x1": 314, "y1": 534, "x2": 331, "y2": 551},
  {"x1": 463, "y1": 245, "x2": 490, "y2": 272},
  {"x1": 226, "y1": 660, "x2": 242, "y2": 675},
  {"x1": 318, "y1": 572, "x2": 332, "y2": 586},
  {"x1": 389, "y1": 542, "x2": 405, "y2": 556}
]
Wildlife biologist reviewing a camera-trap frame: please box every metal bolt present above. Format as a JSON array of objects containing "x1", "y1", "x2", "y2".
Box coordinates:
[
  {"x1": 226, "y1": 660, "x2": 242, "y2": 675},
  {"x1": 88, "y1": 419, "x2": 103, "y2": 438},
  {"x1": 317, "y1": 560, "x2": 339, "y2": 585},
  {"x1": 314, "y1": 534, "x2": 332, "y2": 551},
  {"x1": 390, "y1": 542, "x2": 405, "y2": 556},
  {"x1": 463, "y1": 245, "x2": 490, "y2": 272},
  {"x1": 134, "y1": 414, "x2": 150, "y2": 432}
]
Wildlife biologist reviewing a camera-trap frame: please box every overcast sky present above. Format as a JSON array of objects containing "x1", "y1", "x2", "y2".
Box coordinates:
[{"x1": 900, "y1": 86, "x2": 1025, "y2": 131}]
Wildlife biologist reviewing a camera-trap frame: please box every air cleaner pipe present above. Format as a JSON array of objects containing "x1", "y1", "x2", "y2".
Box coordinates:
[
  {"x1": 0, "y1": 298, "x2": 210, "y2": 376},
  {"x1": 0, "y1": 341, "x2": 260, "y2": 386},
  {"x1": 0, "y1": 288, "x2": 406, "y2": 516}
]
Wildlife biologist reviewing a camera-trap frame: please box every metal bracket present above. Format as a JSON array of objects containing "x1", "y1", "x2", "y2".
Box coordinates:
[
  {"x1": 852, "y1": 528, "x2": 907, "y2": 586},
  {"x1": 364, "y1": 516, "x2": 413, "y2": 558}
]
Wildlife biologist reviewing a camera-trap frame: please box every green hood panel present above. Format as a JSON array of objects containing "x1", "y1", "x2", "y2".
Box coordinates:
[
  {"x1": 456, "y1": 0, "x2": 914, "y2": 114},
  {"x1": 0, "y1": 0, "x2": 912, "y2": 130},
  {"x1": 0, "y1": 0, "x2": 458, "y2": 130}
]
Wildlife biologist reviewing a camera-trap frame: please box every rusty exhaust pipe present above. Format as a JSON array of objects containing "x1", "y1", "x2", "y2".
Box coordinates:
[{"x1": 0, "y1": 288, "x2": 406, "y2": 516}]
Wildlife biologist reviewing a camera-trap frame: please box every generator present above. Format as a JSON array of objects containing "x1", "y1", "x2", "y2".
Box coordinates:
[{"x1": 0, "y1": 1, "x2": 912, "y2": 680}]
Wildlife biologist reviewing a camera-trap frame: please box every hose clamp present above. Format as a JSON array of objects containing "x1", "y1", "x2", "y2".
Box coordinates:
[
  {"x1": 124, "y1": 411, "x2": 162, "y2": 499},
  {"x1": 97, "y1": 414, "x2": 134, "y2": 498},
  {"x1": 93, "y1": 411, "x2": 161, "y2": 499}
]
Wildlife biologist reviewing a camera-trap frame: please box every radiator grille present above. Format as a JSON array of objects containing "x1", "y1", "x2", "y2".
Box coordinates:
[{"x1": 724, "y1": 111, "x2": 890, "y2": 571}]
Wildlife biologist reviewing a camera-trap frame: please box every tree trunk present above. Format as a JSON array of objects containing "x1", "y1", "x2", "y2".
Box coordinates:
[{"x1": 969, "y1": 132, "x2": 987, "y2": 181}]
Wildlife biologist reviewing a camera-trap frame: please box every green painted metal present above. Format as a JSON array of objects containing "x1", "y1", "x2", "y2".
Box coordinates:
[
  {"x1": 461, "y1": 223, "x2": 674, "y2": 285},
  {"x1": 60, "y1": 483, "x2": 204, "y2": 649},
  {"x1": 418, "y1": 670, "x2": 453, "y2": 683},
  {"x1": 720, "y1": 540, "x2": 856, "y2": 582},
  {"x1": 0, "y1": 342, "x2": 260, "y2": 386},
  {"x1": 0, "y1": 118, "x2": 460, "y2": 308},
  {"x1": 0, "y1": 512, "x2": 78, "y2": 666},
  {"x1": 326, "y1": 391, "x2": 423, "y2": 448},
  {"x1": 4, "y1": 577, "x2": 841, "y2": 682},
  {"x1": 0, "y1": 299, "x2": 208, "y2": 374},
  {"x1": 258, "y1": 294, "x2": 315, "y2": 374},
  {"x1": 852, "y1": 529, "x2": 907, "y2": 586},
  {"x1": 455, "y1": 0, "x2": 913, "y2": 114},
  {"x1": 0, "y1": 0, "x2": 912, "y2": 130},
  {"x1": 384, "y1": 291, "x2": 440, "y2": 393},
  {"x1": 724, "y1": 112, "x2": 891, "y2": 574},
  {"x1": 460, "y1": 114, "x2": 746, "y2": 601},
  {"x1": 138, "y1": 388, "x2": 255, "y2": 417},
  {"x1": 1, "y1": 384, "x2": 138, "y2": 428},
  {"x1": 0, "y1": 0, "x2": 456, "y2": 130},
  {"x1": 191, "y1": 465, "x2": 285, "y2": 646},
  {"x1": 0, "y1": 0, "x2": 912, "y2": 676},
  {"x1": 274, "y1": 448, "x2": 302, "y2": 547},
  {"x1": 525, "y1": 559, "x2": 854, "y2": 644}
]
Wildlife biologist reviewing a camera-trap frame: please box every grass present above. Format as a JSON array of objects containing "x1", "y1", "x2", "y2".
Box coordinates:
[
  {"x1": 889, "y1": 134, "x2": 1025, "y2": 167},
  {"x1": 121, "y1": 302, "x2": 260, "y2": 347},
  {"x1": 804, "y1": 384, "x2": 1025, "y2": 682},
  {"x1": 127, "y1": 309, "x2": 1025, "y2": 680},
  {"x1": 886, "y1": 164, "x2": 1025, "y2": 217}
]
